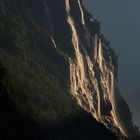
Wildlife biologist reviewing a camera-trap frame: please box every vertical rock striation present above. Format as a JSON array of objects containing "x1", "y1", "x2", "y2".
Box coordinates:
[
  {"x1": 0, "y1": 0, "x2": 139, "y2": 139},
  {"x1": 63, "y1": 0, "x2": 138, "y2": 139}
]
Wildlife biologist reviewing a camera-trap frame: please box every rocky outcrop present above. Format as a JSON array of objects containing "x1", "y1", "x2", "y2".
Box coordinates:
[{"x1": 0, "y1": 0, "x2": 139, "y2": 139}]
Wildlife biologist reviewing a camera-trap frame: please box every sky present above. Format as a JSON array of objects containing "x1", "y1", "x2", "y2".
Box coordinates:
[{"x1": 83, "y1": 0, "x2": 140, "y2": 128}]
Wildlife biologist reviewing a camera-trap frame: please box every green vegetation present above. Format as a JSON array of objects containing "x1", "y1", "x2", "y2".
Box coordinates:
[
  {"x1": 0, "y1": 47, "x2": 80, "y2": 125},
  {"x1": 0, "y1": 15, "x2": 80, "y2": 126},
  {"x1": 0, "y1": 1, "x2": 124, "y2": 140}
]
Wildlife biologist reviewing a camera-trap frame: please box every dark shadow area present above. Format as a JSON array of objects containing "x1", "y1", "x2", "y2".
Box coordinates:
[{"x1": 0, "y1": 82, "x2": 119, "y2": 140}]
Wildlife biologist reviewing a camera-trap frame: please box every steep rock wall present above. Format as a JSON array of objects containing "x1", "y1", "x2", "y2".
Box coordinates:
[{"x1": 0, "y1": 0, "x2": 139, "y2": 139}]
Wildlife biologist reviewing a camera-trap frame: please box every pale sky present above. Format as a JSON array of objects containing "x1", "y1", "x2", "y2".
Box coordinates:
[{"x1": 84, "y1": 0, "x2": 140, "y2": 128}]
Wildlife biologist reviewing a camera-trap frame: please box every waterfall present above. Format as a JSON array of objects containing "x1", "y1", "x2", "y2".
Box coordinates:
[
  {"x1": 97, "y1": 40, "x2": 103, "y2": 72},
  {"x1": 77, "y1": 0, "x2": 85, "y2": 25},
  {"x1": 50, "y1": 36, "x2": 57, "y2": 48}
]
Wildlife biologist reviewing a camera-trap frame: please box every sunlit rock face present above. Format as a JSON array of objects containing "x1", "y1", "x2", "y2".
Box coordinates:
[
  {"x1": 65, "y1": 0, "x2": 125, "y2": 136},
  {"x1": 48, "y1": 0, "x2": 137, "y2": 139},
  {"x1": 0, "y1": 0, "x2": 138, "y2": 139}
]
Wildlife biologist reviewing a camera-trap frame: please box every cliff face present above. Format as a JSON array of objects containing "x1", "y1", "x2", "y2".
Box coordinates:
[
  {"x1": 0, "y1": 0, "x2": 139, "y2": 140},
  {"x1": 64, "y1": 0, "x2": 134, "y2": 138}
]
